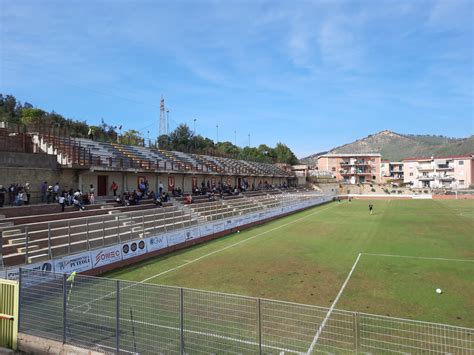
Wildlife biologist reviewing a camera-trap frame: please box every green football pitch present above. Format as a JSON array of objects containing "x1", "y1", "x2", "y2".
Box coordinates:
[{"x1": 104, "y1": 199, "x2": 474, "y2": 328}]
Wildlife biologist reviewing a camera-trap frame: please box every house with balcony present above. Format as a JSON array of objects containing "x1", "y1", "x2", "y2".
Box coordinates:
[
  {"x1": 403, "y1": 155, "x2": 473, "y2": 189},
  {"x1": 317, "y1": 153, "x2": 381, "y2": 184},
  {"x1": 381, "y1": 160, "x2": 404, "y2": 184}
]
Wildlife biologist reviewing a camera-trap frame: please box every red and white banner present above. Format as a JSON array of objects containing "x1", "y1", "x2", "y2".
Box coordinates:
[{"x1": 91, "y1": 245, "x2": 122, "y2": 268}]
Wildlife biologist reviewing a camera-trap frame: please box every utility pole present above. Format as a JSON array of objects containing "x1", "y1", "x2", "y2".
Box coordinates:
[
  {"x1": 216, "y1": 125, "x2": 219, "y2": 143},
  {"x1": 248, "y1": 134, "x2": 250, "y2": 147},
  {"x1": 234, "y1": 130, "x2": 237, "y2": 146}
]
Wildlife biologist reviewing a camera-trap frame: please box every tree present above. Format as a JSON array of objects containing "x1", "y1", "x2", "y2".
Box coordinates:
[
  {"x1": 169, "y1": 124, "x2": 193, "y2": 152},
  {"x1": 20, "y1": 108, "x2": 46, "y2": 126},
  {"x1": 121, "y1": 129, "x2": 143, "y2": 146},
  {"x1": 273, "y1": 142, "x2": 298, "y2": 164}
]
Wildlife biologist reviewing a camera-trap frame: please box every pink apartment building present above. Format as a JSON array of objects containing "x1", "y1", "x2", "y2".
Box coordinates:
[
  {"x1": 403, "y1": 155, "x2": 474, "y2": 189},
  {"x1": 317, "y1": 153, "x2": 382, "y2": 184}
]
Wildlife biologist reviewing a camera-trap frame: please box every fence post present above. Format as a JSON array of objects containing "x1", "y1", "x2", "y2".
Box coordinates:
[
  {"x1": 116, "y1": 280, "x2": 120, "y2": 353},
  {"x1": 47, "y1": 223, "x2": 52, "y2": 258},
  {"x1": 102, "y1": 218, "x2": 106, "y2": 245},
  {"x1": 86, "y1": 218, "x2": 90, "y2": 249},
  {"x1": 68, "y1": 221, "x2": 71, "y2": 255},
  {"x1": 24, "y1": 226, "x2": 29, "y2": 264},
  {"x1": 354, "y1": 312, "x2": 360, "y2": 354},
  {"x1": 257, "y1": 298, "x2": 262, "y2": 355},
  {"x1": 180, "y1": 288, "x2": 184, "y2": 355},
  {"x1": 63, "y1": 273, "x2": 67, "y2": 344}
]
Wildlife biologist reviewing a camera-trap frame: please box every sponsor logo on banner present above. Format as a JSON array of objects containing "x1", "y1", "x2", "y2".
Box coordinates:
[
  {"x1": 91, "y1": 245, "x2": 122, "y2": 267},
  {"x1": 184, "y1": 227, "x2": 200, "y2": 241},
  {"x1": 213, "y1": 222, "x2": 226, "y2": 233},
  {"x1": 199, "y1": 223, "x2": 213, "y2": 238},
  {"x1": 122, "y1": 239, "x2": 147, "y2": 260},
  {"x1": 54, "y1": 252, "x2": 93, "y2": 273},
  {"x1": 167, "y1": 231, "x2": 186, "y2": 246},
  {"x1": 146, "y1": 234, "x2": 168, "y2": 252}
]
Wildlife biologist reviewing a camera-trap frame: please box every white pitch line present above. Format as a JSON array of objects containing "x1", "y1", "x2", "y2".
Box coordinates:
[
  {"x1": 306, "y1": 252, "x2": 362, "y2": 354},
  {"x1": 139, "y1": 201, "x2": 335, "y2": 284},
  {"x1": 362, "y1": 253, "x2": 474, "y2": 263},
  {"x1": 72, "y1": 200, "x2": 336, "y2": 312}
]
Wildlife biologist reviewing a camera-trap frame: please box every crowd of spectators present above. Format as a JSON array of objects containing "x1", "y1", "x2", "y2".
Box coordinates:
[
  {"x1": 0, "y1": 183, "x2": 31, "y2": 207},
  {"x1": 114, "y1": 179, "x2": 170, "y2": 208}
]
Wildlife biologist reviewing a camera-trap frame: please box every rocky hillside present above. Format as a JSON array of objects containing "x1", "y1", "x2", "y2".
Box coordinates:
[{"x1": 300, "y1": 130, "x2": 473, "y2": 165}]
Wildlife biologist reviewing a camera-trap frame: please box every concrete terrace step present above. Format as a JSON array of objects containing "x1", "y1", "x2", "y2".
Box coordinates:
[
  {"x1": 2, "y1": 229, "x2": 22, "y2": 236},
  {"x1": 18, "y1": 245, "x2": 39, "y2": 253},
  {"x1": 8, "y1": 237, "x2": 26, "y2": 245}
]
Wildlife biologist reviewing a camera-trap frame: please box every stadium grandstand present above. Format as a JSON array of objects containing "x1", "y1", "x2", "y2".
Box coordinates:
[{"x1": 0, "y1": 121, "x2": 323, "y2": 273}]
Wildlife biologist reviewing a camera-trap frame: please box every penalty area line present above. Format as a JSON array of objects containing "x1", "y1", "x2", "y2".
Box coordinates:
[{"x1": 362, "y1": 253, "x2": 474, "y2": 263}]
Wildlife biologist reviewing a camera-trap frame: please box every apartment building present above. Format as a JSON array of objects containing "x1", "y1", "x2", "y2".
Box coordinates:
[
  {"x1": 403, "y1": 155, "x2": 473, "y2": 189},
  {"x1": 381, "y1": 160, "x2": 404, "y2": 184},
  {"x1": 317, "y1": 153, "x2": 381, "y2": 184}
]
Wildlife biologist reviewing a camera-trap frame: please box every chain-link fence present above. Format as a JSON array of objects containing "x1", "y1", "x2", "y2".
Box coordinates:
[{"x1": 19, "y1": 269, "x2": 473, "y2": 354}]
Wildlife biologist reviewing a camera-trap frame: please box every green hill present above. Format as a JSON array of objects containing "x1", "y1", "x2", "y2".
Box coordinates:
[{"x1": 300, "y1": 130, "x2": 473, "y2": 164}]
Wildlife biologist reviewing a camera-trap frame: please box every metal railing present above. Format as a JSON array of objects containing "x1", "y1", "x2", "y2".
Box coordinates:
[
  {"x1": 18, "y1": 269, "x2": 473, "y2": 354},
  {"x1": 1, "y1": 193, "x2": 326, "y2": 267}
]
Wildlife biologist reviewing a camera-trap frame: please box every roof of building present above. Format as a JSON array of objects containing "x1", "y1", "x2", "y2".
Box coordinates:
[
  {"x1": 318, "y1": 153, "x2": 381, "y2": 158},
  {"x1": 403, "y1": 154, "x2": 473, "y2": 161}
]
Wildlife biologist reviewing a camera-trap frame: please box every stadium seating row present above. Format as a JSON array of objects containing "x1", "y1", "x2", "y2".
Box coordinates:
[{"x1": 0, "y1": 190, "x2": 316, "y2": 268}]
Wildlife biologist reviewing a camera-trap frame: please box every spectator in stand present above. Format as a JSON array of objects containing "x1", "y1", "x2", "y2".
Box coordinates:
[
  {"x1": 88, "y1": 128, "x2": 94, "y2": 140},
  {"x1": 24, "y1": 183, "x2": 31, "y2": 205},
  {"x1": 58, "y1": 192, "x2": 66, "y2": 212},
  {"x1": 111, "y1": 181, "x2": 118, "y2": 196},
  {"x1": 0, "y1": 185, "x2": 6, "y2": 207},
  {"x1": 185, "y1": 194, "x2": 193, "y2": 204},
  {"x1": 40, "y1": 181, "x2": 48, "y2": 203},
  {"x1": 8, "y1": 184, "x2": 15, "y2": 205},
  {"x1": 53, "y1": 182, "x2": 60, "y2": 201},
  {"x1": 73, "y1": 190, "x2": 85, "y2": 210},
  {"x1": 47, "y1": 185, "x2": 53, "y2": 204},
  {"x1": 89, "y1": 184, "x2": 95, "y2": 205},
  {"x1": 21, "y1": 188, "x2": 28, "y2": 205}
]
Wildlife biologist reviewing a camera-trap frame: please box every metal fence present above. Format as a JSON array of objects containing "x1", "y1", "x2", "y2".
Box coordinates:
[{"x1": 18, "y1": 269, "x2": 473, "y2": 354}]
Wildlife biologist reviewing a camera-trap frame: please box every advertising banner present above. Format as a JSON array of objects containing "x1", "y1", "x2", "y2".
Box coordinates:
[
  {"x1": 213, "y1": 222, "x2": 226, "y2": 233},
  {"x1": 184, "y1": 227, "x2": 200, "y2": 241},
  {"x1": 146, "y1": 234, "x2": 168, "y2": 252},
  {"x1": 167, "y1": 230, "x2": 187, "y2": 246},
  {"x1": 199, "y1": 223, "x2": 214, "y2": 238},
  {"x1": 225, "y1": 219, "x2": 234, "y2": 230},
  {"x1": 54, "y1": 252, "x2": 93, "y2": 274},
  {"x1": 121, "y1": 239, "x2": 147, "y2": 260},
  {"x1": 91, "y1": 245, "x2": 122, "y2": 268}
]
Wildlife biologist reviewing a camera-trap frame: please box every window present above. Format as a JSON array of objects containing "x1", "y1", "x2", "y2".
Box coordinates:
[
  {"x1": 459, "y1": 180, "x2": 465, "y2": 186},
  {"x1": 459, "y1": 160, "x2": 464, "y2": 165},
  {"x1": 331, "y1": 167, "x2": 336, "y2": 172},
  {"x1": 410, "y1": 172, "x2": 413, "y2": 176}
]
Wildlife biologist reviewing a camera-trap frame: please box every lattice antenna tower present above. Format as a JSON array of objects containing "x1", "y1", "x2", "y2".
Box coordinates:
[{"x1": 159, "y1": 96, "x2": 168, "y2": 137}]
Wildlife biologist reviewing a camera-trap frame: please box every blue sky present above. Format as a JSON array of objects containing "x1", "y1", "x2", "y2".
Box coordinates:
[{"x1": 1, "y1": 0, "x2": 472, "y2": 157}]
